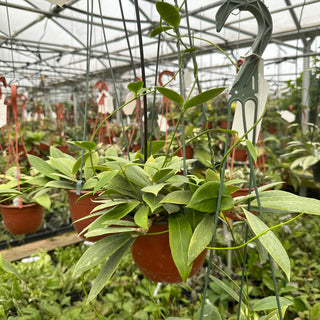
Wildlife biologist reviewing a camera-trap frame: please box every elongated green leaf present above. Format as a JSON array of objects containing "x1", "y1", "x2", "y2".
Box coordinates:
[
  {"x1": 73, "y1": 233, "x2": 132, "y2": 277},
  {"x1": 169, "y1": 212, "x2": 193, "y2": 282},
  {"x1": 152, "y1": 168, "x2": 176, "y2": 183},
  {"x1": 93, "y1": 170, "x2": 118, "y2": 193},
  {"x1": 252, "y1": 296, "x2": 293, "y2": 311},
  {"x1": 45, "y1": 180, "x2": 75, "y2": 189},
  {"x1": 161, "y1": 190, "x2": 193, "y2": 205},
  {"x1": 142, "y1": 183, "x2": 166, "y2": 196},
  {"x1": 33, "y1": 193, "x2": 51, "y2": 210},
  {"x1": 188, "y1": 215, "x2": 213, "y2": 265},
  {"x1": 193, "y1": 304, "x2": 222, "y2": 320},
  {"x1": 50, "y1": 146, "x2": 74, "y2": 159},
  {"x1": 244, "y1": 209, "x2": 291, "y2": 280},
  {"x1": 150, "y1": 25, "x2": 173, "y2": 37},
  {"x1": 156, "y1": 86, "x2": 184, "y2": 105},
  {"x1": 148, "y1": 140, "x2": 166, "y2": 156},
  {"x1": 27, "y1": 154, "x2": 58, "y2": 179},
  {"x1": 0, "y1": 254, "x2": 20, "y2": 278},
  {"x1": 187, "y1": 181, "x2": 234, "y2": 212},
  {"x1": 87, "y1": 238, "x2": 134, "y2": 302},
  {"x1": 88, "y1": 202, "x2": 140, "y2": 231},
  {"x1": 72, "y1": 153, "x2": 90, "y2": 175},
  {"x1": 72, "y1": 141, "x2": 96, "y2": 152},
  {"x1": 90, "y1": 199, "x2": 130, "y2": 213},
  {"x1": 49, "y1": 157, "x2": 75, "y2": 178},
  {"x1": 134, "y1": 206, "x2": 150, "y2": 229},
  {"x1": 245, "y1": 139, "x2": 257, "y2": 162},
  {"x1": 209, "y1": 276, "x2": 240, "y2": 302},
  {"x1": 184, "y1": 87, "x2": 226, "y2": 109},
  {"x1": 124, "y1": 165, "x2": 151, "y2": 187},
  {"x1": 156, "y1": 2, "x2": 180, "y2": 28},
  {"x1": 127, "y1": 81, "x2": 143, "y2": 95},
  {"x1": 302, "y1": 155, "x2": 318, "y2": 170},
  {"x1": 85, "y1": 227, "x2": 137, "y2": 237},
  {"x1": 142, "y1": 193, "x2": 164, "y2": 212},
  {"x1": 252, "y1": 190, "x2": 320, "y2": 215}
]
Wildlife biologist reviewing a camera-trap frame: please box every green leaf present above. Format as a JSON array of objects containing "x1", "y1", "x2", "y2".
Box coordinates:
[
  {"x1": 245, "y1": 139, "x2": 257, "y2": 162},
  {"x1": 72, "y1": 153, "x2": 90, "y2": 175},
  {"x1": 45, "y1": 180, "x2": 75, "y2": 189},
  {"x1": 156, "y1": 86, "x2": 184, "y2": 105},
  {"x1": 124, "y1": 164, "x2": 151, "y2": 187},
  {"x1": 188, "y1": 215, "x2": 213, "y2": 265},
  {"x1": 209, "y1": 276, "x2": 240, "y2": 302},
  {"x1": 49, "y1": 157, "x2": 75, "y2": 178},
  {"x1": 50, "y1": 146, "x2": 74, "y2": 159},
  {"x1": 169, "y1": 212, "x2": 193, "y2": 282},
  {"x1": 27, "y1": 154, "x2": 58, "y2": 179},
  {"x1": 0, "y1": 254, "x2": 20, "y2": 278},
  {"x1": 86, "y1": 227, "x2": 137, "y2": 237},
  {"x1": 87, "y1": 238, "x2": 134, "y2": 302},
  {"x1": 127, "y1": 81, "x2": 143, "y2": 95},
  {"x1": 73, "y1": 233, "x2": 132, "y2": 277},
  {"x1": 150, "y1": 26, "x2": 173, "y2": 37},
  {"x1": 142, "y1": 183, "x2": 166, "y2": 196},
  {"x1": 252, "y1": 190, "x2": 320, "y2": 215},
  {"x1": 156, "y1": 2, "x2": 180, "y2": 28},
  {"x1": 148, "y1": 140, "x2": 165, "y2": 155},
  {"x1": 134, "y1": 206, "x2": 150, "y2": 230},
  {"x1": 161, "y1": 190, "x2": 193, "y2": 205},
  {"x1": 142, "y1": 193, "x2": 164, "y2": 212},
  {"x1": 93, "y1": 170, "x2": 118, "y2": 193},
  {"x1": 33, "y1": 193, "x2": 51, "y2": 210},
  {"x1": 72, "y1": 141, "x2": 96, "y2": 152},
  {"x1": 88, "y1": 202, "x2": 140, "y2": 231},
  {"x1": 244, "y1": 209, "x2": 291, "y2": 280},
  {"x1": 184, "y1": 87, "x2": 226, "y2": 109},
  {"x1": 193, "y1": 303, "x2": 222, "y2": 320},
  {"x1": 187, "y1": 181, "x2": 234, "y2": 212},
  {"x1": 152, "y1": 168, "x2": 176, "y2": 183},
  {"x1": 252, "y1": 296, "x2": 293, "y2": 311}
]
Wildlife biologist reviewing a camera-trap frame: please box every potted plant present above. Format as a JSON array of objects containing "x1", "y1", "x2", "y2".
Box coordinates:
[
  {"x1": 281, "y1": 124, "x2": 320, "y2": 182},
  {"x1": 0, "y1": 166, "x2": 51, "y2": 234},
  {"x1": 27, "y1": 144, "x2": 109, "y2": 240}
]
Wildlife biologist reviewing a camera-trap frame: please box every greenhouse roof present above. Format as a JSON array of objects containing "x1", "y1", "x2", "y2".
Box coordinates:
[{"x1": 1, "y1": 0, "x2": 320, "y2": 99}]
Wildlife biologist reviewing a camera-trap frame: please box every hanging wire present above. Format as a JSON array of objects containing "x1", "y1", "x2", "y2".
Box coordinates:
[
  {"x1": 134, "y1": 0, "x2": 148, "y2": 162},
  {"x1": 97, "y1": 0, "x2": 130, "y2": 158},
  {"x1": 5, "y1": 0, "x2": 15, "y2": 82},
  {"x1": 77, "y1": 0, "x2": 94, "y2": 195}
]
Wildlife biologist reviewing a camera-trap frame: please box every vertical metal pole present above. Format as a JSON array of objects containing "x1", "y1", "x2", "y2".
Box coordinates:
[{"x1": 301, "y1": 42, "x2": 311, "y2": 132}]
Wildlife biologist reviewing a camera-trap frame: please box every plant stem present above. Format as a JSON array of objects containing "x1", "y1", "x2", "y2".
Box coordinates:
[{"x1": 207, "y1": 212, "x2": 305, "y2": 251}]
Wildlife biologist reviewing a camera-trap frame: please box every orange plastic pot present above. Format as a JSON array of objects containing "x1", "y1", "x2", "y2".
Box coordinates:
[
  {"x1": 0, "y1": 203, "x2": 43, "y2": 235},
  {"x1": 67, "y1": 190, "x2": 104, "y2": 242},
  {"x1": 131, "y1": 223, "x2": 207, "y2": 283}
]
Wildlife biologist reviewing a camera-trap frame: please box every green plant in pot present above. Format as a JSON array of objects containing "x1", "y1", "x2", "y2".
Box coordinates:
[
  {"x1": 281, "y1": 124, "x2": 320, "y2": 183},
  {"x1": 66, "y1": 2, "x2": 320, "y2": 318},
  {"x1": 0, "y1": 166, "x2": 51, "y2": 235},
  {"x1": 27, "y1": 144, "x2": 110, "y2": 240}
]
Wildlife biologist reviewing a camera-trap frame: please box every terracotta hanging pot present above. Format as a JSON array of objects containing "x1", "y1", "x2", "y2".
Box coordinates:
[
  {"x1": 174, "y1": 145, "x2": 194, "y2": 159},
  {"x1": 67, "y1": 190, "x2": 104, "y2": 242},
  {"x1": 131, "y1": 222, "x2": 207, "y2": 283},
  {"x1": 0, "y1": 203, "x2": 43, "y2": 235},
  {"x1": 233, "y1": 148, "x2": 248, "y2": 162}
]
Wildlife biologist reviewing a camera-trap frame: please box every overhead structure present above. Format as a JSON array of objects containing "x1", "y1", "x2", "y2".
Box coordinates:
[{"x1": 1, "y1": 0, "x2": 320, "y2": 98}]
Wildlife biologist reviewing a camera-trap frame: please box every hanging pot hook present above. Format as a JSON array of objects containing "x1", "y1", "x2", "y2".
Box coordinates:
[
  {"x1": 216, "y1": 0, "x2": 273, "y2": 98},
  {"x1": 158, "y1": 70, "x2": 175, "y2": 87}
]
